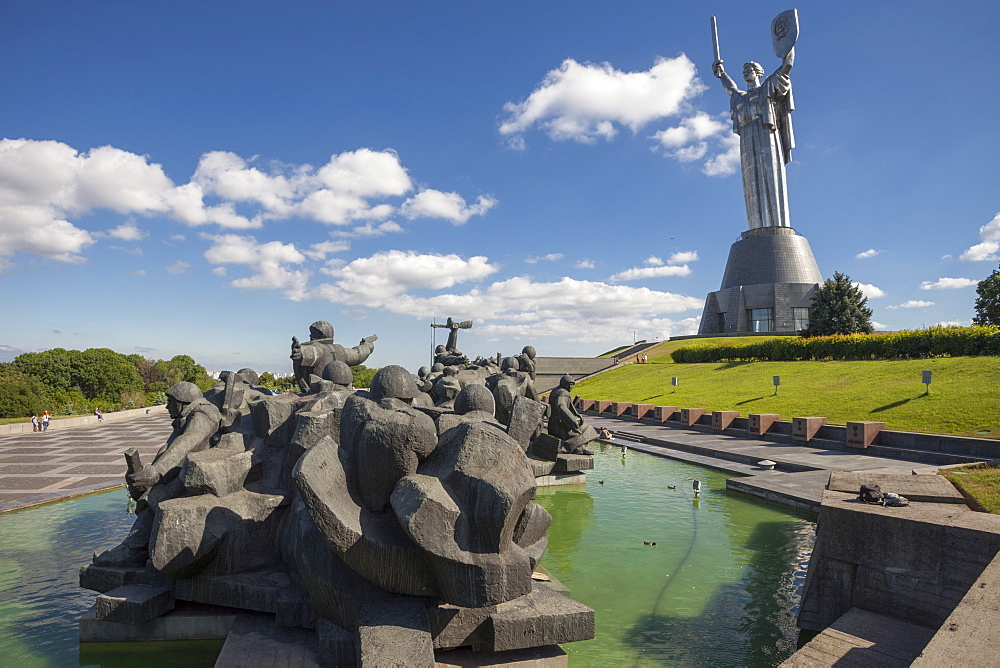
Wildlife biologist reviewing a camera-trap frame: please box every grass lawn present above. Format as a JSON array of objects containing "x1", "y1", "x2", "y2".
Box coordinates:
[
  {"x1": 573, "y1": 355, "x2": 1000, "y2": 438},
  {"x1": 940, "y1": 465, "x2": 1000, "y2": 513}
]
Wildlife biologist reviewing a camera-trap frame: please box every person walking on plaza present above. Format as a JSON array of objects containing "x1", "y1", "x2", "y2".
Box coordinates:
[
  {"x1": 42, "y1": 411, "x2": 50, "y2": 431},
  {"x1": 31, "y1": 414, "x2": 40, "y2": 432}
]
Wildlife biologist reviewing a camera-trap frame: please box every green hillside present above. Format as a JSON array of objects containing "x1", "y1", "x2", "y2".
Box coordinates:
[{"x1": 573, "y1": 355, "x2": 1000, "y2": 439}]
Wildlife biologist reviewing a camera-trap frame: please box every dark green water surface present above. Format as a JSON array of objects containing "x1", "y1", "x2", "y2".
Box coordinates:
[
  {"x1": 0, "y1": 444, "x2": 814, "y2": 667},
  {"x1": 534, "y1": 443, "x2": 815, "y2": 667}
]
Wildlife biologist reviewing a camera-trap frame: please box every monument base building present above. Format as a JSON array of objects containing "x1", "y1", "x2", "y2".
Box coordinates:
[{"x1": 697, "y1": 226, "x2": 821, "y2": 336}]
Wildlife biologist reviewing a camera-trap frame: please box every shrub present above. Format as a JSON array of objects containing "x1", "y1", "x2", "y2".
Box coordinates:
[{"x1": 671, "y1": 326, "x2": 1000, "y2": 362}]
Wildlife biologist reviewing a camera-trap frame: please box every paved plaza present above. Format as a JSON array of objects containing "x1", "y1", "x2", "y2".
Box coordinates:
[{"x1": 0, "y1": 413, "x2": 173, "y2": 513}]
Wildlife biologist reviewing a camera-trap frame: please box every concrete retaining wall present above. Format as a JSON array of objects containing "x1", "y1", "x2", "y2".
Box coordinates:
[
  {"x1": 0, "y1": 404, "x2": 169, "y2": 436},
  {"x1": 576, "y1": 399, "x2": 1000, "y2": 466},
  {"x1": 797, "y1": 490, "x2": 1000, "y2": 632}
]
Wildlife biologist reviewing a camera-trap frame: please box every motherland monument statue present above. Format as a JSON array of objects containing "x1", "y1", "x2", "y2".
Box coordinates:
[
  {"x1": 711, "y1": 10, "x2": 797, "y2": 230},
  {"x1": 697, "y1": 9, "x2": 823, "y2": 337}
]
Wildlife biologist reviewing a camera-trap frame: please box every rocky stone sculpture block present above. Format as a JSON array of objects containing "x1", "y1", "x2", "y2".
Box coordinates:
[
  {"x1": 847, "y1": 421, "x2": 885, "y2": 448},
  {"x1": 95, "y1": 584, "x2": 174, "y2": 626},
  {"x1": 749, "y1": 413, "x2": 780, "y2": 436},
  {"x1": 151, "y1": 490, "x2": 286, "y2": 578},
  {"x1": 531, "y1": 433, "x2": 562, "y2": 461},
  {"x1": 488, "y1": 582, "x2": 595, "y2": 652},
  {"x1": 552, "y1": 454, "x2": 594, "y2": 474},
  {"x1": 181, "y1": 449, "x2": 253, "y2": 497},
  {"x1": 506, "y1": 395, "x2": 547, "y2": 451},
  {"x1": 793, "y1": 416, "x2": 827, "y2": 442},
  {"x1": 712, "y1": 410, "x2": 740, "y2": 431},
  {"x1": 356, "y1": 597, "x2": 435, "y2": 667}
]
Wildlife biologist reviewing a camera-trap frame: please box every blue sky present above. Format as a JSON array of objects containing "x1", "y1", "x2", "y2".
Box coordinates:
[{"x1": 2, "y1": 1, "x2": 999, "y2": 374}]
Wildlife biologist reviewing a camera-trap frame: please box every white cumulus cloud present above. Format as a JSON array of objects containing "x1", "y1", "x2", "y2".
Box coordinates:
[
  {"x1": 400, "y1": 190, "x2": 497, "y2": 225},
  {"x1": 960, "y1": 212, "x2": 1000, "y2": 261},
  {"x1": 106, "y1": 221, "x2": 147, "y2": 241},
  {"x1": 499, "y1": 55, "x2": 705, "y2": 146},
  {"x1": 920, "y1": 277, "x2": 978, "y2": 290},
  {"x1": 887, "y1": 300, "x2": 934, "y2": 309},
  {"x1": 853, "y1": 282, "x2": 885, "y2": 299},
  {"x1": 525, "y1": 253, "x2": 564, "y2": 264},
  {"x1": 609, "y1": 264, "x2": 692, "y2": 282},
  {"x1": 166, "y1": 260, "x2": 190, "y2": 275},
  {"x1": 0, "y1": 139, "x2": 499, "y2": 268},
  {"x1": 668, "y1": 250, "x2": 698, "y2": 265},
  {"x1": 856, "y1": 248, "x2": 883, "y2": 259},
  {"x1": 203, "y1": 233, "x2": 309, "y2": 300}
]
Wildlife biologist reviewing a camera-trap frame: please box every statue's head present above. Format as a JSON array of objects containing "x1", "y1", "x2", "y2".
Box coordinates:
[
  {"x1": 321, "y1": 360, "x2": 353, "y2": 386},
  {"x1": 236, "y1": 368, "x2": 259, "y2": 386},
  {"x1": 370, "y1": 365, "x2": 419, "y2": 402},
  {"x1": 559, "y1": 374, "x2": 575, "y2": 390},
  {"x1": 742, "y1": 61, "x2": 765, "y2": 82},
  {"x1": 521, "y1": 345, "x2": 536, "y2": 360},
  {"x1": 417, "y1": 366, "x2": 430, "y2": 378},
  {"x1": 501, "y1": 356, "x2": 520, "y2": 373},
  {"x1": 443, "y1": 366, "x2": 458, "y2": 377},
  {"x1": 431, "y1": 362, "x2": 445, "y2": 373},
  {"x1": 454, "y1": 384, "x2": 495, "y2": 416},
  {"x1": 309, "y1": 321, "x2": 334, "y2": 341},
  {"x1": 166, "y1": 381, "x2": 203, "y2": 417},
  {"x1": 435, "y1": 345, "x2": 447, "y2": 355}
]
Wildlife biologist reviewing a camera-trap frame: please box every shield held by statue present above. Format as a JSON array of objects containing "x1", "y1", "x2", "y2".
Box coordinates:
[{"x1": 771, "y1": 9, "x2": 799, "y2": 58}]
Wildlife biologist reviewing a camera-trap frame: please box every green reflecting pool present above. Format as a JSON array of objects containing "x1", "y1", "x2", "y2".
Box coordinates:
[
  {"x1": 534, "y1": 443, "x2": 815, "y2": 667},
  {"x1": 0, "y1": 445, "x2": 814, "y2": 667}
]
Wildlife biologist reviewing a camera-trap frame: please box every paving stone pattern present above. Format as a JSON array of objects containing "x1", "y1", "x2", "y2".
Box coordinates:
[{"x1": 0, "y1": 413, "x2": 173, "y2": 512}]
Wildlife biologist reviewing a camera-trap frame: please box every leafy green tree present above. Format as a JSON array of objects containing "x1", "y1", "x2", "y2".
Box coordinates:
[
  {"x1": 73, "y1": 348, "x2": 143, "y2": 402},
  {"x1": 0, "y1": 363, "x2": 52, "y2": 418},
  {"x1": 802, "y1": 272, "x2": 874, "y2": 337},
  {"x1": 351, "y1": 365, "x2": 378, "y2": 389},
  {"x1": 11, "y1": 348, "x2": 75, "y2": 394},
  {"x1": 973, "y1": 263, "x2": 1000, "y2": 327}
]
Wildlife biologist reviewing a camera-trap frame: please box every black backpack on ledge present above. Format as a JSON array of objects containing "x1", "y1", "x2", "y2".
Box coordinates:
[{"x1": 858, "y1": 484, "x2": 883, "y2": 504}]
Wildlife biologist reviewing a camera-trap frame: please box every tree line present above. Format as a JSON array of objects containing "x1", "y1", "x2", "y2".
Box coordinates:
[
  {"x1": 0, "y1": 349, "x2": 214, "y2": 419},
  {"x1": 0, "y1": 348, "x2": 380, "y2": 419}
]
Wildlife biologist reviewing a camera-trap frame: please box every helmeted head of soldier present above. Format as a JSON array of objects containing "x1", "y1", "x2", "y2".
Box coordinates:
[
  {"x1": 370, "y1": 365, "x2": 420, "y2": 403},
  {"x1": 455, "y1": 384, "x2": 495, "y2": 417},
  {"x1": 501, "y1": 356, "x2": 521, "y2": 373},
  {"x1": 431, "y1": 362, "x2": 445, "y2": 373},
  {"x1": 166, "y1": 381, "x2": 204, "y2": 418},
  {"x1": 309, "y1": 320, "x2": 334, "y2": 341},
  {"x1": 321, "y1": 360, "x2": 353, "y2": 387},
  {"x1": 521, "y1": 345, "x2": 536, "y2": 360},
  {"x1": 417, "y1": 366, "x2": 430, "y2": 378},
  {"x1": 236, "y1": 368, "x2": 259, "y2": 386},
  {"x1": 435, "y1": 344, "x2": 447, "y2": 355},
  {"x1": 559, "y1": 374, "x2": 575, "y2": 390}
]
